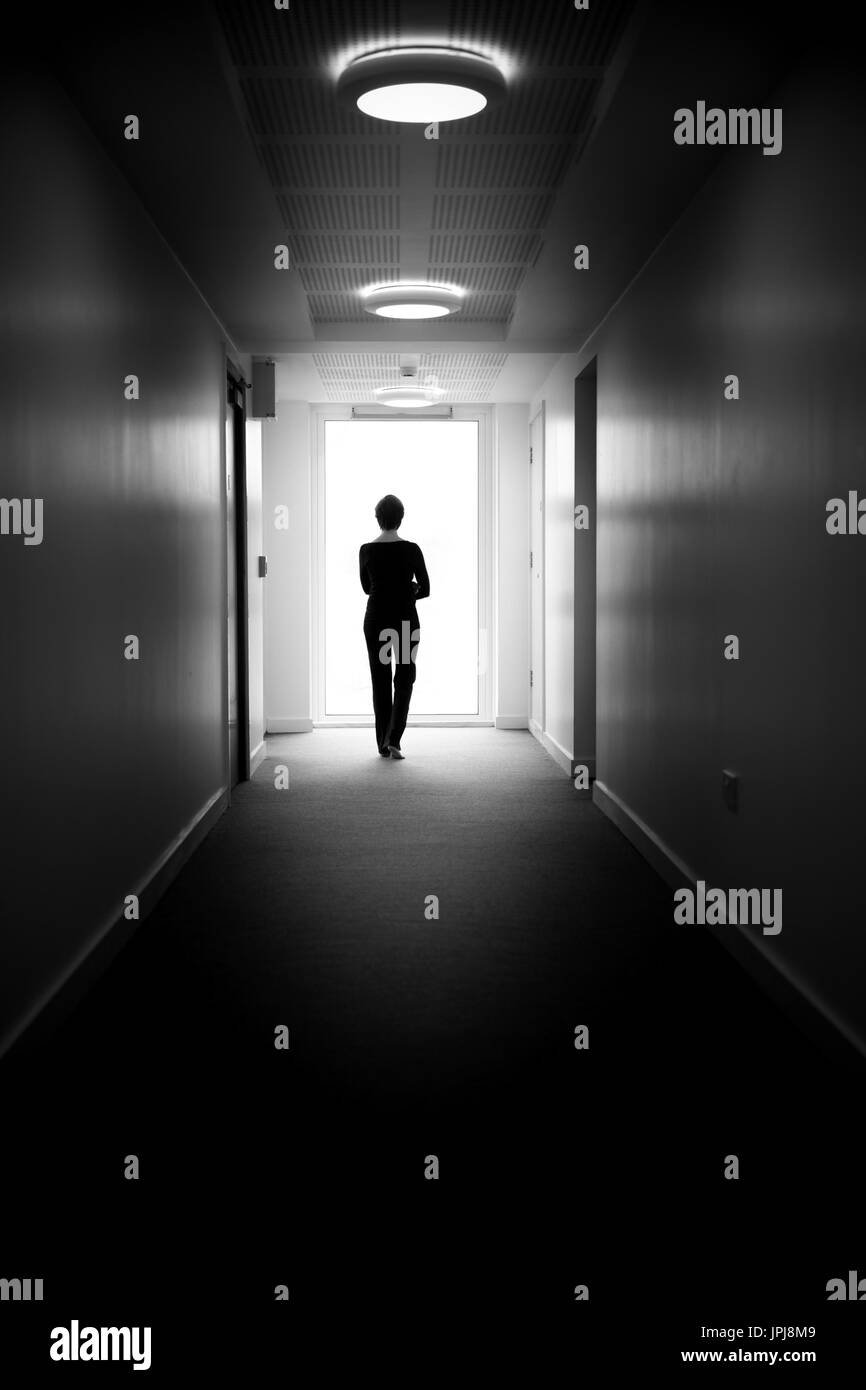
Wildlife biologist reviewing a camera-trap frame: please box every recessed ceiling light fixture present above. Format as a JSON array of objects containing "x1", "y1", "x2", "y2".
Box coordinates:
[
  {"x1": 362, "y1": 283, "x2": 463, "y2": 320},
  {"x1": 337, "y1": 47, "x2": 506, "y2": 124}
]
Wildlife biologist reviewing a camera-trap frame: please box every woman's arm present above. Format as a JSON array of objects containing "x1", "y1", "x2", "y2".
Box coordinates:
[
  {"x1": 413, "y1": 545, "x2": 430, "y2": 600},
  {"x1": 359, "y1": 545, "x2": 371, "y2": 594}
]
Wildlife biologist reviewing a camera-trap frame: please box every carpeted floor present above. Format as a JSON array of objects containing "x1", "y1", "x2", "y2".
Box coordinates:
[
  {"x1": 12, "y1": 727, "x2": 834, "y2": 1100},
  {"x1": 2, "y1": 728, "x2": 863, "y2": 1350}
]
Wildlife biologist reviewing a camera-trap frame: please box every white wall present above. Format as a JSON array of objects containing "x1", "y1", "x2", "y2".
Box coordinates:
[
  {"x1": 531, "y1": 357, "x2": 579, "y2": 764},
  {"x1": 494, "y1": 404, "x2": 530, "y2": 726},
  {"x1": 245, "y1": 419, "x2": 265, "y2": 764},
  {"x1": 262, "y1": 402, "x2": 313, "y2": 732}
]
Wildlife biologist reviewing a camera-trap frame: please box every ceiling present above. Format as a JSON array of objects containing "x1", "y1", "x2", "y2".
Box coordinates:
[
  {"x1": 211, "y1": 0, "x2": 635, "y2": 334},
  {"x1": 44, "y1": 0, "x2": 805, "y2": 403}
]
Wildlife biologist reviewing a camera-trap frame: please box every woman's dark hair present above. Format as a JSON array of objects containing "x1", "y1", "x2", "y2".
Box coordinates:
[{"x1": 375, "y1": 494, "x2": 404, "y2": 531}]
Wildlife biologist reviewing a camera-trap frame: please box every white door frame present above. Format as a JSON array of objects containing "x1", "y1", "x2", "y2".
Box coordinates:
[
  {"x1": 311, "y1": 404, "x2": 494, "y2": 726},
  {"x1": 529, "y1": 402, "x2": 546, "y2": 740}
]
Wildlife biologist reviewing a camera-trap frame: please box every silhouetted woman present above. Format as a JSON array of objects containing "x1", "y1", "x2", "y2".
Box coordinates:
[{"x1": 359, "y1": 494, "x2": 430, "y2": 759}]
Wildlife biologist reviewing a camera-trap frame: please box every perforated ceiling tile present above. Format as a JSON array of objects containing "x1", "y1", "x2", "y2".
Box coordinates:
[
  {"x1": 435, "y1": 141, "x2": 570, "y2": 191},
  {"x1": 289, "y1": 233, "x2": 400, "y2": 267},
  {"x1": 261, "y1": 143, "x2": 400, "y2": 190},
  {"x1": 428, "y1": 265, "x2": 524, "y2": 295},
  {"x1": 447, "y1": 78, "x2": 602, "y2": 140},
  {"x1": 276, "y1": 192, "x2": 400, "y2": 233},
  {"x1": 306, "y1": 294, "x2": 374, "y2": 323},
  {"x1": 298, "y1": 266, "x2": 396, "y2": 294},
  {"x1": 429, "y1": 231, "x2": 543, "y2": 268},
  {"x1": 240, "y1": 77, "x2": 388, "y2": 139},
  {"x1": 217, "y1": 0, "x2": 401, "y2": 71},
  {"x1": 446, "y1": 0, "x2": 633, "y2": 69},
  {"x1": 312, "y1": 352, "x2": 509, "y2": 401},
  {"x1": 431, "y1": 192, "x2": 554, "y2": 234}
]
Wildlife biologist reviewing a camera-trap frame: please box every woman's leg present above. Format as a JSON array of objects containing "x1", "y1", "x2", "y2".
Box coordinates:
[
  {"x1": 388, "y1": 614, "x2": 419, "y2": 750},
  {"x1": 363, "y1": 614, "x2": 393, "y2": 751}
]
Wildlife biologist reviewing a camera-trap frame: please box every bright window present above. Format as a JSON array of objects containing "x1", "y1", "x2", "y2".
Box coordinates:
[{"x1": 324, "y1": 419, "x2": 479, "y2": 716}]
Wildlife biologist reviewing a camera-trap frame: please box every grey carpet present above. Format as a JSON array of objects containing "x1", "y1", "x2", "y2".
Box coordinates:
[{"x1": 1, "y1": 728, "x2": 860, "y2": 1340}]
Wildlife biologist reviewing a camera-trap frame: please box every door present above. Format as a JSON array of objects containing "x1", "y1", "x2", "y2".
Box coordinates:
[
  {"x1": 529, "y1": 406, "x2": 545, "y2": 734},
  {"x1": 574, "y1": 362, "x2": 597, "y2": 777},
  {"x1": 226, "y1": 369, "x2": 250, "y2": 786},
  {"x1": 317, "y1": 415, "x2": 488, "y2": 722}
]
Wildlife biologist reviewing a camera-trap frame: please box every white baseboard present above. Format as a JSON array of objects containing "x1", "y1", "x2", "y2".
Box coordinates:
[
  {"x1": 592, "y1": 778, "x2": 866, "y2": 1066},
  {"x1": 495, "y1": 716, "x2": 529, "y2": 730},
  {"x1": 313, "y1": 719, "x2": 494, "y2": 729},
  {"x1": 250, "y1": 740, "x2": 267, "y2": 774},
  {"x1": 543, "y1": 731, "x2": 572, "y2": 775},
  {"x1": 530, "y1": 721, "x2": 572, "y2": 776},
  {"x1": 592, "y1": 779, "x2": 693, "y2": 889},
  {"x1": 267, "y1": 718, "x2": 314, "y2": 733},
  {"x1": 2, "y1": 784, "x2": 229, "y2": 1060}
]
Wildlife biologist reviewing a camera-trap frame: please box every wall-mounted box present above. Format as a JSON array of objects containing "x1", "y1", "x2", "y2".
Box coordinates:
[{"x1": 251, "y1": 360, "x2": 276, "y2": 419}]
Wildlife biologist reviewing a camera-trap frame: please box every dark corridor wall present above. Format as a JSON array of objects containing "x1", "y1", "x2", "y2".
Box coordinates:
[
  {"x1": 591, "y1": 60, "x2": 866, "y2": 1052},
  {"x1": 0, "y1": 70, "x2": 228, "y2": 1053}
]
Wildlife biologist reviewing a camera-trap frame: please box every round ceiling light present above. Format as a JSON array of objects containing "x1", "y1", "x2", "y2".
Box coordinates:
[
  {"x1": 337, "y1": 47, "x2": 506, "y2": 124},
  {"x1": 374, "y1": 380, "x2": 445, "y2": 409},
  {"x1": 362, "y1": 283, "x2": 463, "y2": 320}
]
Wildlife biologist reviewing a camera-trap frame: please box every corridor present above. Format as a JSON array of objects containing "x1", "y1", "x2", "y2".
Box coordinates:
[{"x1": 2, "y1": 0, "x2": 865, "y2": 1374}]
